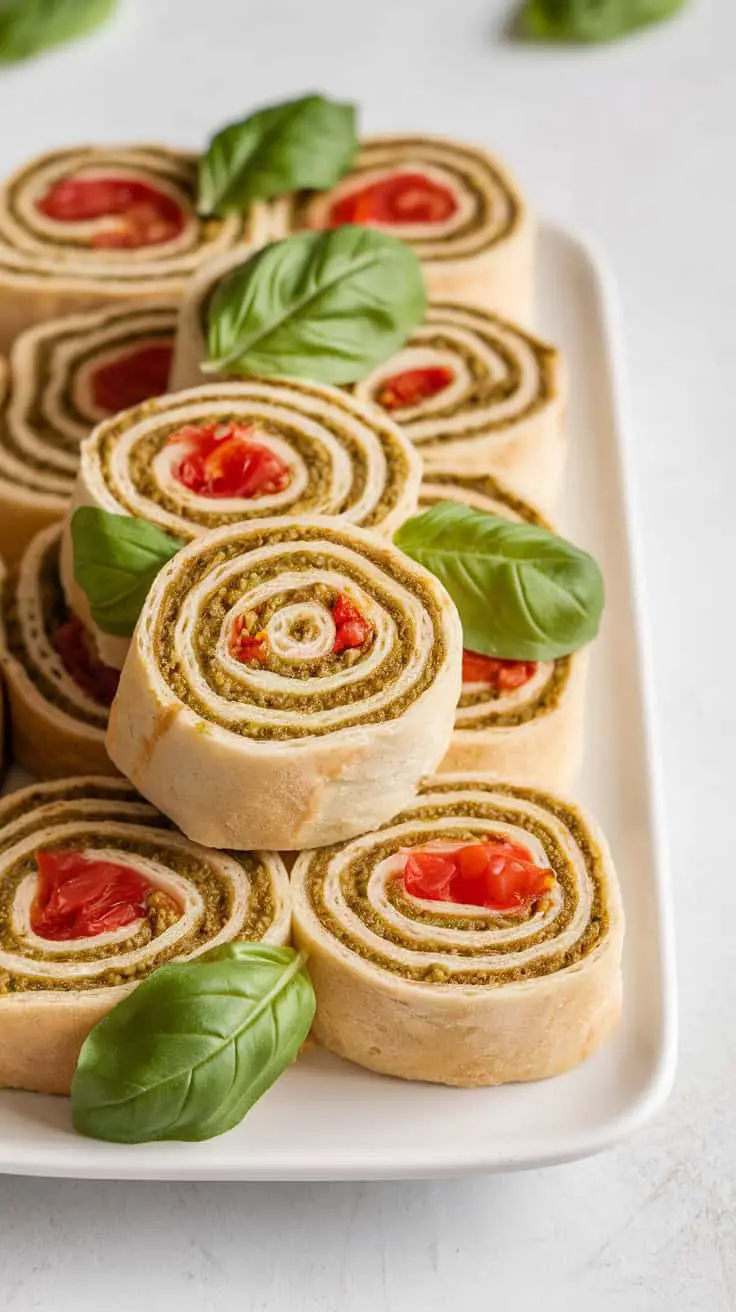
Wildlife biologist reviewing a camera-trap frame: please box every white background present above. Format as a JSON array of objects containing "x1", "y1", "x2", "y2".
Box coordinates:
[{"x1": 0, "y1": 0, "x2": 732, "y2": 1308}]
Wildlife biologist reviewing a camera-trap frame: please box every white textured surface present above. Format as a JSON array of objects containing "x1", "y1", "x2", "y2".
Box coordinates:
[{"x1": 0, "y1": 0, "x2": 731, "y2": 1306}]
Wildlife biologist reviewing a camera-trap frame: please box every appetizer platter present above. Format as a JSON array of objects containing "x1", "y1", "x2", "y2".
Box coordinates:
[{"x1": 0, "y1": 96, "x2": 675, "y2": 1178}]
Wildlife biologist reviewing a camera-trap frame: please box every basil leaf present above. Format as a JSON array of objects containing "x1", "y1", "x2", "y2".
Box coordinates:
[
  {"x1": 198, "y1": 93, "x2": 357, "y2": 217},
  {"x1": 71, "y1": 507, "x2": 184, "y2": 639},
  {"x1": 71, "y1": 944, "x2": 315, "y2": 1144},
  {"x1": 0, "y1": 0, "x2": 117, "y2": 63},
  {"x1": 395, "y1": 501, "x2": 604, "y2": 661},
  {"x1": 520, "y1": 0, "x2": 688, "y2": 42},
  {"x1": 204, "y1": 227, "x2": 427, "y2": 385}
]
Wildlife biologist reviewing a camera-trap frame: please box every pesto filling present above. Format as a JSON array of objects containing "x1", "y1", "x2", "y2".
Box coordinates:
[
  {"x1": 155, "y1": 525, "x2": 446, "y2": 740},
  {"x1": 0, "y1": 322, "x2": 175, "y2": 489},
  {"x1": 0, "y1": 151, "x2": 239, "y2": 280},
  {"x1": 0, "y1": 830, "x2": 276, "y2": 993},
  {"x1": 419, "y1": 470, "x2": 549, "y2": 528},
  {"x1": 393, "y1": 329, "x2": 555, "y2": 441},
  {"x1": 293, "y1": 139, "x2": 519, "y2": 258},
  {"x1": 94, "y1": 393, "x2": 411, "y2": 531},
  {"x1": 457, "y1": 655, "x2": 571, "y2": 729},
  {"x1": 225, "y1": 584, "x2": 374, "y2": 679},
  {"x1": 306, "y1": 783, "x2": 608, "y2": 985},
  {"x1": 2, "y1": 538, "x2": 107, "y2": 728}
]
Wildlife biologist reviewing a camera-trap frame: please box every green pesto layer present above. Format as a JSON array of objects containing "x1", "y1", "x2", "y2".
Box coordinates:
[
  {"x1": 1, "y1": 536, "x2": 107, "y2": 729},
  {"x1": 0, "y1": 150, "x2": 236, "y2": 280},
  {"x1": 156, "y1": 524, "x2": 446, "y2": 740},
  {"x1": 291, "y1": 138, "x2": 520, "y2": 259},
  {"x1": 0, "y1": 831, "x2": 275, "y2": 992},
  {"x1": 305, "y1": 783, "x2": 608, "y2": 985}
]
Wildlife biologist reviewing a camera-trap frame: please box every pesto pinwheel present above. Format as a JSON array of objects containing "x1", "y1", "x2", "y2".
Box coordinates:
[
  {"x1": 0, "y1": 303, "x2": 176, "y2": 567},
  {"x1": 61, "y1": 379, "x2": 421, "y2": 667},
  {"x1": 0, "y1": 145, "x2": 270, "y2": 351},
  {"x1": 419, "y1": 471, "x2": 587, "y2": 787},
  {"x1": 0, "y1": 524, "x2": 117, "y2": 779},
  {"x1": 355, "y1": 303, "x2": 566, "y2": 508},
  {"x1": 0, "y1": 776, "x2": 291, "y2": 1094},
  {"x1": 106, "y1": 517, "x2": 462, "y2": 851},
  {"x1": 171, "y1": 270, "x2": 563, "y2": 509},
  {"x1": 290, "y1": 775, "x2": 623, "y2": 1086},
  {"x1": 277, "y1": 135, "x2": 535, "y2": 322}
]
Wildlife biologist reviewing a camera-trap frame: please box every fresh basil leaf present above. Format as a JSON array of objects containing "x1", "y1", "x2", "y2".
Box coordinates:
[
  {"x1": 395, "y1": 501, "x2": 604, "y2": 661},
  {"x1": 204, "y1": 227, "x2": 427, "y2": 385},
  {"x1": 0, "y1": 0, "x2": 117, "y2": 63},
  {"x1": 520, "y1": 0, "x2": 688, "y2": 42},
  {"x1": 198, "y1": 93, "x2": 357, "y2": 217},
  {"x1": 71, "y1": 506, "x2": 184, "y2": 639},
  {"x1": 71, "y1": 944, "x2": 315, "y2": 1144}
]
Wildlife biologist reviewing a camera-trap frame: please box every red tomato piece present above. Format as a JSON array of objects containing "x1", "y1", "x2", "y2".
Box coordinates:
[
  {"x1": 91, "y1": 341, "x2": 173, "y2": 414},
  {"x1": 52, "y1": 616, "x2": 120, "y2": 706},
  {"x1": 36, "y1": 176, "x2": 185, "y2": 249},
  {"x1": 167, "y1": 423, "x2": 290, "y2": 500},
  {"x1": 377, "y1": 365, "x2": 454, "y2": 411},
  {"x1": 329, "y1": 172, "x2": 458, "y2": 227},
  {"x1": 31, "y1": 850, "x2": 157, "y2": 940},
  {"x1": 401, "y1": 840, "x2": 553, "y2": 911},
  {"x1": 461, "y1": 650, "x2": 537, "y2": 690},
  {"x1": 403, "y1": 851, "x2": 456, "y2": 901},
  {"x1": 331, "y1": 592, "x2": 373, "y2": 654},
  {"x1": 229, "y1": 616, "x2": 268, "y2": 665}
]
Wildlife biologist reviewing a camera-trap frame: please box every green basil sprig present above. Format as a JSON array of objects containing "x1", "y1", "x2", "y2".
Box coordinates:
[
  {"x1": 72, "y1": 944, "x2": 315, "y2": 1143},
  {"x1": 395, "y1": 502, "x2": 604, "y2": 661},
  {"x1": 0, "y1": 0, "x2": 117, "y2": 63},
  {"x1": 198, "y1": 93, "x2": 357, "y2": 217},
  {"x1": 204, "y1": 227, "x2": 427, "y2": 385},
  {"x1": 71, "y1": 507, "x2": 183, "y2": 639},
  {"x1": 520, "y1": 0, "x2": 688, "y2": 42}
]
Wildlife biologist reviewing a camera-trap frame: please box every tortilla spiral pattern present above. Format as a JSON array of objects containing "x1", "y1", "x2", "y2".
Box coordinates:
[
  {"x1": 0, "y1": 146, "x2": 270, "y2": 344},
  {"x1": 0, "y1": 776, "x2": 291, "y2": 1093},
  {"x1": 291, "y1": 775, "x2": 624, "y2": 1086},
  {"x1": 107, "y1": 517, "x2": 462, "y2": 851},
  {"x1": 355, "y1": 303, "x2": 566, "y2": 506},
  {"x1": 0, "y1": 304, "x2": 177, "y2": 565},
  {"x1": 279, "y1": 135, "x2": 535, "y2": 320},
  {"x1": 0, "y1": 524, "x2": 114, "y2": 779}
]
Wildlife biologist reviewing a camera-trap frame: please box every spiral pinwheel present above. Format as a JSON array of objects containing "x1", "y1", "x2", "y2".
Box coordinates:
[
  {"x1": 107, "y1": 516, "x2": 462, "y2": 851},
  {"x1": 354, "y1": 303, "x2": 566, "y2": 508},
  {"x1": 0, "y1": 303, "x2": 176, "y2": 565},
  {"x1": 291, "y1": 775, "x2": 623, "y2": 1086},
  {"x1": 0, "y1": 145, "x2": 269, "y2": 349},
  {"x1": 0, "y1": 775, "x2": 291, "y2": 1093},
  {"x1": 278, "y1": 135, "x2": 535, "y2": 321}
]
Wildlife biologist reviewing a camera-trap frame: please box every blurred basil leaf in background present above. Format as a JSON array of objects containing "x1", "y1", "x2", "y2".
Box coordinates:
[
  {"x1": 0, "y1": 0, "x2": 117, "y2": 63},
  {"x1": 519, "y1": 0, "x2": 689, "y2": 42}
]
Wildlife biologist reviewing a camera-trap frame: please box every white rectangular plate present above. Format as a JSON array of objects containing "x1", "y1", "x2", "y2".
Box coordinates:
[{"x1": 0, "y1": 224, "x2": 677, "y2": 1179}]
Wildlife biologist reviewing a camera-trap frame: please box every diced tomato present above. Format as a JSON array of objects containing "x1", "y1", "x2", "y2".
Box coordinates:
[
  {"x1": 377, "y1": 365, "x2": 454, "y2": 411},
  {"x1": 31, "y1": 850, "x2": 157, "y2": 940},
  {"x1": 52, "y1": 616, "x2": 119, "y2": 706},
  {"x1": 229, "y1": 615, "x2": 268, "y2": 665},
  {"x1": 403, "y1": 851, "x2": 456, "y2": 901},
  {"x1": 91, "y1": 341, "x2": 173, "y2": 414},
  {"x1": 36, "y1": 176, "x2": 185, "y2": 249},
  {"x1": 461, "y1": 650, "x2": 537, "y2": 690},
  {"x1": 328, "y1": 172, "x2": 458, "y2": 227},
  {"x1": 400, "y1": 839, "x2": 554, "y2": 911},
  {"x1": 331, "y1": 592, "x2": 372, "y2": 654},
  {"x1": 167, "y1": 423, "x2": 290, "y2": 500}
]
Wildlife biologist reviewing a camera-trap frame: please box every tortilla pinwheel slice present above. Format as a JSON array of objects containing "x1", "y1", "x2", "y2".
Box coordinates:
[
  {"x1": 0, "y1": 776, "x2": 291, "y2": 1094},
  {"x1": 290, "y1": 774, "x2": 623, "y2": 1086},
  {"x1": 106, "y1": 516, "x2": 462, "y2": 851}
]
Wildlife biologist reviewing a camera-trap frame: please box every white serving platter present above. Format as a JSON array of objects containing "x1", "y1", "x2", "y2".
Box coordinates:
[{"x1": 0, "y1": 223, "x2": 677, "y2": 1180}]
